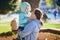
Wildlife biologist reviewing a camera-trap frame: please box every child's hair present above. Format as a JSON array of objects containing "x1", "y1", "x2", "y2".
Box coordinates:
[{"x1": 34, "y1": 8, "x2": 43, "y2": 20}]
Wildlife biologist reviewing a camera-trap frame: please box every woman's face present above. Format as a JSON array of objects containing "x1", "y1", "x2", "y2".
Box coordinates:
[
  {"x1": 25, "y1": 5, "x2": 31, "y2": 12},
  {"x1": 29, "y1": 12, "x2": 36, "y2": 19}
]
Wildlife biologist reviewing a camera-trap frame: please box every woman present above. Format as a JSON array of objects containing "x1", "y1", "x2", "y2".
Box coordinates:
[{"x1": 18, "y1": 8, "x2": 43, "y2": 40}]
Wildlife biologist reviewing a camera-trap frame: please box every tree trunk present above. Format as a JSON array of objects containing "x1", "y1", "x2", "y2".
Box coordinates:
[{"x1": 22, "y1": 0, "x2": 40, "y2": 11}]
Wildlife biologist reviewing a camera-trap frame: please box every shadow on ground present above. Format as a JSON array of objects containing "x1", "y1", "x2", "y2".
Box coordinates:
[{"x1": 0, "y1": 30, "x2": 60, "y2": 40}]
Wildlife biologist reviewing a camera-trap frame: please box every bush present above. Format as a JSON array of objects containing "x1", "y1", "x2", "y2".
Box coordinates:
[{"x1": 0, "y1": 0, "x2": 21, "y2": 14}]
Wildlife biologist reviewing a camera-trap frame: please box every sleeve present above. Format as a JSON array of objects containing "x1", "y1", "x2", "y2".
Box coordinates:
[{"x1": 19, "y1": 21, "x2": 36, "y2": 38}]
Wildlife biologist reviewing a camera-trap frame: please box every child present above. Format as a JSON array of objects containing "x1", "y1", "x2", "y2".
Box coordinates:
[{"x1": 18, "y1": 2, "x2": 31, "y2": 40}]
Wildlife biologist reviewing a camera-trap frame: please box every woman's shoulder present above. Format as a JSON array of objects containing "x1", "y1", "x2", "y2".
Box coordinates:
[
  {"x1": 29, "y1": 19, "x2": 39, "y2": 24},
  {"x1": 30, "y1": 19, "x2": 43, "y2": 26}
]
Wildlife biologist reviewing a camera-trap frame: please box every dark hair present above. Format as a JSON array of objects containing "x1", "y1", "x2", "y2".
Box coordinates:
[{"x1": 34, "y1": 10, "x2": 42, "y2": 20}]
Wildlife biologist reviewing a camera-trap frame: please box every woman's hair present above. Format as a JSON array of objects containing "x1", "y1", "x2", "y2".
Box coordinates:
[{"x1": 34, "y1": 8, "x2": 43, "y2": 20}]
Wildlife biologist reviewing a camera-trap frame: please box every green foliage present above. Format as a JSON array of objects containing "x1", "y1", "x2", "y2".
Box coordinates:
[{"x1": 0, "y1": 0, "x2": 20, "y2": 14}]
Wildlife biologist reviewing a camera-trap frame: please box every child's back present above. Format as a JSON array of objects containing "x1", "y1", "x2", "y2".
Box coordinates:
[{"x1": 19, "y1": 12, "x2": 28, "y2": 27}]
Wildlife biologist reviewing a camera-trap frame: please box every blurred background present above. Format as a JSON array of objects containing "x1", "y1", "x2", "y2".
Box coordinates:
[{"x1": 0, "y1": 0, "x2": 60, "y2": 40}]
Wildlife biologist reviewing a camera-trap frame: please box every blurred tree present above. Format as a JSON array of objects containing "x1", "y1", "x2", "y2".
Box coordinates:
[
  {"x1": 22, "y1": 0, "x2": 40, "y2": 11},
  {"x1": 56, "y1": 0, "x2": 60, "y2": 6},
  {"x1": 0, "y1": 0, "x2": 21, "y2": 14},
  {"x1": 46, "y1": 0, "x2": 53, "y2": 7}
]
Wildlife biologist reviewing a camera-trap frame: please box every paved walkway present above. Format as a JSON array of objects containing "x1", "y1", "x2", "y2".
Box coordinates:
[{"x1": 47, "y1": 19, "x2": 60, "y2": 24}]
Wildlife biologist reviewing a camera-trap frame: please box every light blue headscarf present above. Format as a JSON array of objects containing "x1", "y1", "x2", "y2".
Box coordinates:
[{"x1": 20, "y1": 2, "x2": 31, "y2": 13}]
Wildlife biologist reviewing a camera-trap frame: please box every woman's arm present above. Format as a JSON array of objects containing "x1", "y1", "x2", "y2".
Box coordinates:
[{"x1": 19, "y1": 21, "x2": 36, "y2": 38}]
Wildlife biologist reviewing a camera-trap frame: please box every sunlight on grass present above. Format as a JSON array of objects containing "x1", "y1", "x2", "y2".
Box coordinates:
[
  {"x1": 0, "y1": 26, "x2": 12, "y2": 33},
  {"x1": 43, "y1": 22, "x2": 60, "y2": 28},
  {"x1": 0, "y1": 22, "x2": 12, "y2": 33},
  {"x1": 0, "y1": 21, "x2": 60, "y2": 33}
]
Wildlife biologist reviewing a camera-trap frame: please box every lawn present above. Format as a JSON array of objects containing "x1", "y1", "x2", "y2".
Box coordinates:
[
  {"x1": 0, "y1": 22, "x2": 12, "y2": 33},
  {"x1": 42, "y1": 22, "x2": 60, "y2": 28},
  {"x1": 0, "y1": 22, "x2": 60, "y2": 33}
]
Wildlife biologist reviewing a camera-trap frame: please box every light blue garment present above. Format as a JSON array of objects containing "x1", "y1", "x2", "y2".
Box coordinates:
[
  {"x1": 19, "y1": 12, "x2": 28, "y2": 26},
  {"x1": 19, "y1": 2, "x2": 31, "y2": 27},
  {"x1": 20, "y1": 2, "x2": 31, "y2": 13},
  {"x1": 18, "y1": 19, "x2": 41, "y2": 40}
]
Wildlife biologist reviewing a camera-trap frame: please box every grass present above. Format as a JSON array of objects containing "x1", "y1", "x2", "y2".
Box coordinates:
[
  {"x1": 0, "y1": 21, "x2": 60, "y2": 33},
  {"x1": 42, "y1": 22, "x2": 60, "y2": 28},
  {"x1": 0, "y1": 22, "x2": 12, "y2": 33},
  {"x1": 0, "y1": 26, "x2": 12, "y2": 33}
]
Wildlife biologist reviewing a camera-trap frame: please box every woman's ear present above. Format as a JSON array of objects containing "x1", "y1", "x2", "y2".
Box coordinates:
[{"x1": 40, "y1": 20, "x2": 44, "y2": 26}]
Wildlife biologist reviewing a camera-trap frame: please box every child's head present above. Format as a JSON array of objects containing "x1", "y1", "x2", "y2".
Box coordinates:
[
  {"x1": 34, "y1": 8, "x2": 43, "y2": 20},
  {"x1": 21, "y1": 2, "x2": 31, "y2": 13}
]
